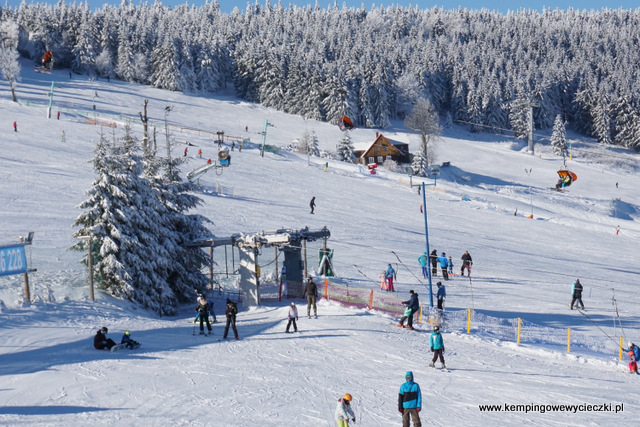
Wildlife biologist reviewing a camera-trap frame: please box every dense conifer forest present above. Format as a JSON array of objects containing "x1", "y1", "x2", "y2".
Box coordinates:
[{"x1": 2, "y1": 1, "x2": 640, "y2": 150}]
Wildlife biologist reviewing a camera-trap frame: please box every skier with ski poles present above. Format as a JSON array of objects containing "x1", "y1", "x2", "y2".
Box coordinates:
[{"x1": 195, "y1": 295, "x2": 213, "y2": 335}]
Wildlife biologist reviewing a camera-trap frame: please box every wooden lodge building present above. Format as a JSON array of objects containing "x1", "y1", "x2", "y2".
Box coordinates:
[{"x1": 352, "y1": 133, "x2": 410, "y2": 165}]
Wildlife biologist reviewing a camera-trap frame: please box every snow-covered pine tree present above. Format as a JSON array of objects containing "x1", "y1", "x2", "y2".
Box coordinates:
[
  {"x1": 411, "y1": 150, "x2": 428, "y2": 177},
  {"x1": 509, "y1": 90, "x2": 530, "y2": 141},
  {"x1": 0, "y1": 18, "x2": 21, "y2": 102},
  {"x1": 307, "y1": 130, "x2": 320, "y2": 157},
  {"x1": 142, "y1": 134, "x2": 213, "y2": 303},
  {"x1": 550, "y1": 115, "x2": 568, "y2": 158},
  {"x1": 73, "y1": 128, "x2": 178, "y2": 315},
  {"x1": 336, "y1": 133, "x2": 357, "y2": 163}
]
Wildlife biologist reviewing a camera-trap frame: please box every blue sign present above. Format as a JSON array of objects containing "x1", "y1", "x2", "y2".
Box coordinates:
[{"x1": 0, "y1": 244, "x2": 27, "y2": 276}]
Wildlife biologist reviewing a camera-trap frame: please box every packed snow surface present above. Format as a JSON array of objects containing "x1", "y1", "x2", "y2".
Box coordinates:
[{"x1": 1, "y1": 60, "x2": 639, "y2": 425}]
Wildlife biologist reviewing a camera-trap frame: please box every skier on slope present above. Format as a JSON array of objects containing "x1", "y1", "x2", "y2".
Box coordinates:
[
  {"x1": 120, "y1": 330, "x2": 140, "y2": 349},
  {"x1": 429, "y1": 326, "x2": 446, "y2": 369},
  {"x1": 461, "y1": 251, "x2": 473, "y2": 277},
  {"x1": 430, "y1": 249, "x2": 438, "y2": 277},
  {"x1": 627, "y1": 342, "x2": 640, "y2": 374},
  {"x1": 223, "y1": 298, "x2": 239, "y2": 340},
  {"x1": 418, "y1": 252, "x2": 428, "y2": 278},
  {"x1": 303, "y1": 276, "x2": 318, "y2": 318},
  {"x1": 570, "y1": 279, "x2": 584, "y2": 310},
  {"x1": 447, "y1": 256, "x2": 454, "y2": 276},
  {"x1": 335, "y1": 393, "x2": 356, "y2": 426},
  {"x1": 195, "y1": 295, "x2": 213, "y2": 335},
  {"x1": 94, "y1": 327, "x2": 117, "y2": 350},
  {"x1": 436, "y1": 282, "x2": 446, "y2": 310},
  {"x1": 285, "y1": 302, "x2": 298, "y2": 333},
  {"x1": 398, "y1": 290, "x2": 420, "y2": 329},
  {"x1": 385, "y1": 264, "x2": 396, "y2": 292},
  {"x1": 398, "y1": 371, "x2": 422, "y2": 427},
  {"x1": 436, "y1": 252, "x2": 449, "y2": 280}
]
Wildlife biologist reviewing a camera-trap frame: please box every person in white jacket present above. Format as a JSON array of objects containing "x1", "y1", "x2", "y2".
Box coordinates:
[
  {"x1": 335, "y1": 393, "x2": 356, "y2": 426},
  {"x1": 286, "y1": 302, "x2": 298, "y2": 333}
]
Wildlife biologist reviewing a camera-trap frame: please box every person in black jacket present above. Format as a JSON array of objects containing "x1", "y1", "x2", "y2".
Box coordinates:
[
  {"x1": 195, "y1": 295, "x2": 213, "y2": 335},
  {"x1": 430, "y1": 249, "x2": 438, "y2": 277},
  {"x1": 461, "y1": 251, "x2": 473, "y2": 277},
  {"x1": 223, "y1": 298, "x2": 239, "y2": 340},
  {"x1": 570, "y1": 279, "x2": 584, "y2": 310},
  {"x1": 399, "y1": 290, "x2": 420, "y2": 329},
  {"x1": 303, "y1": 276, "x2": 318, "y2": 318},
  {"x1": 94, "y1": 327, "x2": 116, "y2": 350}
]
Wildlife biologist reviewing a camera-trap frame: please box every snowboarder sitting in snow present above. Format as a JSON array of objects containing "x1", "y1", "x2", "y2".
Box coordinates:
[
  {"x1": 94, "y1": 327, "x2": 117, "y2": 350},
  {"x1": 195, "y1": 295, "x2": 213, "y2": 335},
  {"x1": 335, "y1": 393, "x2": 356, "y2": 426},
  {"x1": 398, "y1": 371, "x2": 422, "y2": 426},
  {"x1": 121, "y1": 330, "x2": 140, "y2": 349},
  {"x1": 627, "y1": 342, "x2": 640, "y2": 374}
]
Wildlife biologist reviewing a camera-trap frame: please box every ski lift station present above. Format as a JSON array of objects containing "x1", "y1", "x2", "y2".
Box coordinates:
[{"x1": 188, "y1": 227, "x2": 331, "y2": 307}]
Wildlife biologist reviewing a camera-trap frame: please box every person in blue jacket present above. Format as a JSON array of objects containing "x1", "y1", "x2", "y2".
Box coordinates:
[
  {"x1": 121, "y1": 330, "x2": 140, "y2": 349},
  {"x1": 399, "y1": 290, "x2": 420, "y2": 329},
  {"x1": 385, "y1": 264, "x2": 396, "y2": 292},
  {"x1": 437, "y1": 252, "x2": 449, "y2": 280},
  {"x1": 436, "y1": 281, "x2": 446, "y2": 310},
  {"x1": 398, "y1": 371, "x2": 422, "y2": 427},
  {"x1": 418, "y1": 252, "x2": 428, "y2": 278},
  {"x1": 429, "y1": 326, "x2": 445, "y2": 369}
]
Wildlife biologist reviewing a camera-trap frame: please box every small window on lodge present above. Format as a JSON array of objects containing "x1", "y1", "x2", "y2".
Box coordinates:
[
  {"x1": 378, "y1": 156, "x2": 384, "y2": 163},
  {"x1": 368, "y1": 157, "x2": 375, "y2": 164}
]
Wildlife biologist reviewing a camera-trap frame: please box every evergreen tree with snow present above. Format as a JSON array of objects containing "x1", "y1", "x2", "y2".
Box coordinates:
[
  {"x1": 411, "y1": 150, "x2": 428, "y2": 177},
  {"x1": 73, "y1": 126, "x2": 212, "y2": 315},
  {"x1": 0, "y1": 18, "x2": 21, "y2": 102},
  {"x1": 550, "y1": 115, "x2": 568, "y2": 158},
  {"x1": 336, "y1": 133, "x2": 357, "y2": 163}
]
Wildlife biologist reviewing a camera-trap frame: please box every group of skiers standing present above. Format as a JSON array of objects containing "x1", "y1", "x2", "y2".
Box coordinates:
[{"x1": 418, "y1": 250, "x2": 472, "y2": 282}]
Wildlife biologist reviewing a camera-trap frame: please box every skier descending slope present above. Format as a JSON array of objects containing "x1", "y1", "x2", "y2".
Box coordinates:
[{"x1": 335, "y1": 393, "x2": 356, "y2": 426}]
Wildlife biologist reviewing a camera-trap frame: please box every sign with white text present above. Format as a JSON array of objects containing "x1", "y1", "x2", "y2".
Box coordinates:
[{"x1": 0, "y1": 244, "x2": 27, "y2": 276}]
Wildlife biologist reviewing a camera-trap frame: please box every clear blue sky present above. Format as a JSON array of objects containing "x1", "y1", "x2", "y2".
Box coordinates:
[{"x1": 3, "y1": 0, "x2": 640, "y2": 14}]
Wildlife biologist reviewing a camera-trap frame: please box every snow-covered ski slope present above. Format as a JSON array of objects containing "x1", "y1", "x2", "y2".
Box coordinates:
[{"x1": 1, "y1": 59, "x2": 639, "y2": 425}]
